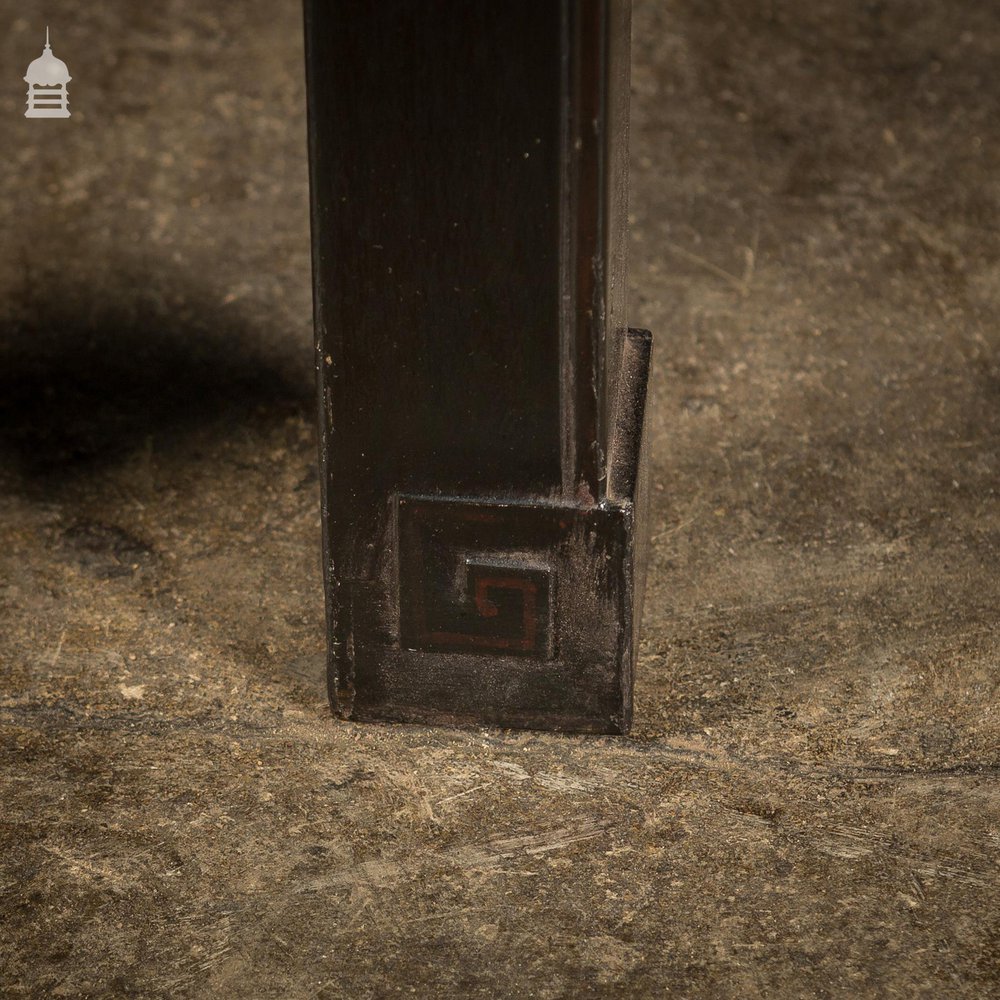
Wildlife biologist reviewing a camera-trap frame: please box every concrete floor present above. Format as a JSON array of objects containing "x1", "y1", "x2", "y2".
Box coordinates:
[{"x1": 1, "y1": 1, "x2": 998, "y2": 996}]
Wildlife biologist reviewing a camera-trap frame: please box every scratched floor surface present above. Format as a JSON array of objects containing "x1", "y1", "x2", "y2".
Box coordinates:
[{"x1": 1, "y1": 1, "x2": 998, "y2": 997}]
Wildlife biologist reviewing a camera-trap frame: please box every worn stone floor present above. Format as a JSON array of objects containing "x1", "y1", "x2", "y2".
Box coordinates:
[{"x1": 1, "y1": 1, "x2": 998, "y2": 997}]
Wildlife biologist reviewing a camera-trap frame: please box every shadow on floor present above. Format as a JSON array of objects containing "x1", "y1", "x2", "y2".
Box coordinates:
[{"x1": 0, "y1": 255, "x2": 313, "y2": 497}]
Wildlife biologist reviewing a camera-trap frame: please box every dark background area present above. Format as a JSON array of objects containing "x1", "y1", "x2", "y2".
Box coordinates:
[{"x1": 1, "y1": 1, "x2": 998, "y2": 996}]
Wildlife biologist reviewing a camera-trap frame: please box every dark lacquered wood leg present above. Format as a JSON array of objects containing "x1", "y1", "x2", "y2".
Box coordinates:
[{"x1": 304, "y1": 0, "x2": 650, "y2": 733}]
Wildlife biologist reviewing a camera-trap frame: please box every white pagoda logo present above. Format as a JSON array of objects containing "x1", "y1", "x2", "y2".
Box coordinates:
[{"x1": 24, "y1": 28, "x2": 71, "y2": 119}]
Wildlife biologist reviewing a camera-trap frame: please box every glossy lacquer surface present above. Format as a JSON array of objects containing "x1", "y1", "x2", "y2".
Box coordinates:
[{"x1": 305, "y1": 0, "x2": 648, "y2": 733}]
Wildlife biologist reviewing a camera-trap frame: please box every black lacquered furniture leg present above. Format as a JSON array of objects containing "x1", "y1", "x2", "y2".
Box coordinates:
[{"x1": 304, "y1": 0, "x2": 651, "y2": 734}]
